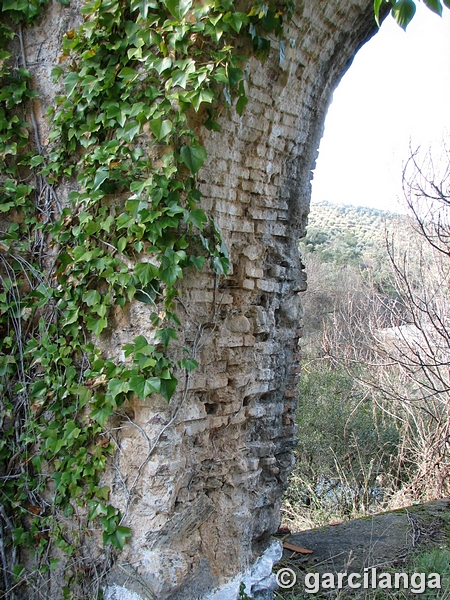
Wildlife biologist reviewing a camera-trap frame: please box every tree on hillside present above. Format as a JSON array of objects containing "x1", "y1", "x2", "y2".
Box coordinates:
[
  {"x1": 376, "y1": 149, "x2": 450, "y2": 497},
  {"x1": 322, "y1": 147, "x2": 450, "y2": 500}
]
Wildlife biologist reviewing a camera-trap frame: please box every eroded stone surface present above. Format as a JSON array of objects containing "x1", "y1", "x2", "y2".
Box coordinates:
[{"x1": 17, "y1": 1, "x2": 383, "y2": 597}]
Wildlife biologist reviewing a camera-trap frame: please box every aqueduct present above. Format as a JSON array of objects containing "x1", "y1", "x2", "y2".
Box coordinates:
[{"x1": 4, "y1": 1, "x2": 387, "y2": 598}]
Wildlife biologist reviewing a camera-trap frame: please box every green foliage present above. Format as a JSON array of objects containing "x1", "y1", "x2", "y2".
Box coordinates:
[
  {"x1": 293, "y1": 365, "x2": 399, "y2": 502},
  {"x1": 288, "y1": 203, "x2": 413, "y2": 528},
  {"x1": 375, "y1": 0, "x2": 449, "y2": 30},
  {"x1": 413, "y1": 547, "x2": 450, "y2": 581},
  {"x1": 299, "y1": 202, "x2": 403, "y2": 294},
  {"x1": 0, "y1": 0, "x2": 292, "y2": 591}
]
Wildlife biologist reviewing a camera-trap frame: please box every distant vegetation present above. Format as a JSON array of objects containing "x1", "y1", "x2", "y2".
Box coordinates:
[
  {"x1": 301, "y1": 201, "x2": 394, "y2": 265},
  {"x1": 284, "y1": 180, "x2": 450, "y2": 531}
]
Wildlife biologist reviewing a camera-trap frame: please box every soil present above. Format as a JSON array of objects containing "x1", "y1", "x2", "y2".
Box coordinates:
[{"x1": 275, "y1": 498, "x2": 450, "y2": 598}]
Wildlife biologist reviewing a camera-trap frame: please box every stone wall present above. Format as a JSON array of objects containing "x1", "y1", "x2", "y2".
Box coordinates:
[{"x1": 19, "y1": 1, "x2": 383, "y2": 598}]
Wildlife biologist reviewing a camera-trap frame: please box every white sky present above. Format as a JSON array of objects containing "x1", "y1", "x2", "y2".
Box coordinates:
[{"x1": 311, "y1": 3, "x2": 450, "y2": 212}]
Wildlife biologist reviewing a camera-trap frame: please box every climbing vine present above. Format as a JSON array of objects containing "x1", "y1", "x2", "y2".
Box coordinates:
[
  {"x1": 0, "y1": 0, "x2": 291, "y2": 594},
  {"x1": 375, "y1": 0, "x2": 450, "y2": 29}
]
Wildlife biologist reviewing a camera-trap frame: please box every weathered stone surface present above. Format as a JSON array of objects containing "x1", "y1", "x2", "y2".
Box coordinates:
[{"x1": 16, "y1": 0, "x2": 385, "y2": 598}]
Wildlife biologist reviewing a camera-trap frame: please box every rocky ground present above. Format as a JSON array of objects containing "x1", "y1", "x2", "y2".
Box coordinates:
[{"x1": 273, "y1": 499, "x2": 450, "y2": 599}]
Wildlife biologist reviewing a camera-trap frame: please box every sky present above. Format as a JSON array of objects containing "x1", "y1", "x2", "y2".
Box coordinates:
[{"x1": 311, "y1": 3, "x2": 450, "y2": 212}]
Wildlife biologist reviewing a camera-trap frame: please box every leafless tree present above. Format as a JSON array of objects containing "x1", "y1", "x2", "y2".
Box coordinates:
[{"x1": 320, "y1": 147, "x2": 450, "y2": 500}]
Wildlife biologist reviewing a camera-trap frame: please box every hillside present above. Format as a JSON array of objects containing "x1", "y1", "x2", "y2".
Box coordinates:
[{"x1": 300, "y1": 201, "x2": 402, "y2": 268}]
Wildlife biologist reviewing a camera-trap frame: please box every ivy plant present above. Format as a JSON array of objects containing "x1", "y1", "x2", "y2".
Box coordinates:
[
  {"x1": 375, "y1": 0, "x2": 450, "y2": 29},
  {"x1": 0, "y1": 0, "x2": 291, "y2": 593}
]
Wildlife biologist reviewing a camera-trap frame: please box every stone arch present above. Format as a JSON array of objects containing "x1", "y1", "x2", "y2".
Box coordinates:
[{"x1": 12, "y1": 1, "x2": 388, "y2": 598}]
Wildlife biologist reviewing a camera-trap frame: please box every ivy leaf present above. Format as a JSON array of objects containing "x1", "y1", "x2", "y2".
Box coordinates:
[
  {"x1": 163, "y1": 0, "x2": 180, "y2": 18},
  {"x1": 223, "y1": 86, "x2": 232, "y2": 105},
  {"x1": 12, "y1": 565, "x2": 25, "y2": 580},
  {"x1": 150, "y1": 118, "x2": 173, "y2": 141},
  {"x1": 107, "y1": 378, "x2": 130, "y2": 399},
  {"x1": 135, "y1": 285, "x2": 158, "y2": 304},
  {"x1": 163, "y1": 0, "x2": 192, "y2": 19},
  {"x1": 119, "y1": 120, "x2": 141, "y2": 142},
  {"x1": 134, "y1": 262, "x2": 158, "y2": 285},
  {"x1": 63, "y1": 420, "x2": 81, "y2": 444},
  {"x1": 132, "y1": 335, "x2": 152, "y2": 353},
  {"x1": 88, "y1": 502, "x2": 108, "y2": 520},
  {"x1": 93, "y1": 168, "x2": 109, "y2": 191},
  {"x1": 189, "y1": 255, "x2": 205, "y2": 270},
  {"x1": 228, "y1": 66, "x2": 243, "y2": 88},
  {"x1": 87, "y1": 316, "x2": 108, "y2": 335},
  {"x1": 130, "y1": 0, "x2": 159, "y2": 18},
  {"x1": 118, "y1": 67, "x2": 139, "y2": 84},
  {"x1": 423, "y1": 0, "x2": 443, "y2": 14},
  {"x1": 29, "y1": 155, "x2": 44, "y2": 169},
  {"x1": 179, "y1": 357, "x2": 198, "y2": 371},
  {"x1": 236, "y1": 95, "x2": 248, "y2": 116},
  {"x1": 223, "y1": 11, "x2": 249, "y2": 33},
  {"x1": 211, "y1": 255, "x2": 230, "y2": 275},
  {"x1": 374, "y1": 0, "x2": 384, "y2": 26},
  {"x1": 153, "y1": 57, "x2": 173, "y2": 75},
  {"x1": 213, "y1": 68, "x2": 228, "y2": 84},
  {"x1": 155, "y1": 327, "x2": 178, "y2": 349},
  {"x1": 391, "y1": 0, "x2": 416, "y2": 29},
  {"x1": 83, "y1": 289, "x2": 101, "y2": 307},
  {"x1": 186, "y1": 208, "x2": 207, "y2": 228},
  {"x1": 62, "y1": 308, "x2": 79, "y2": 326},
  {"x1": 160, "y1": 375, "x2": 178, "y2": 402},
  {"x1": 117, "y1": 237, "x2": 127, "y2": 253},
  {"x1": 180, "y1": 144, "x2": 207, "y2": 174},
  {"x1": 189, "y1": 88, "x2": 214, "y2": 111},
  {"x1": 204, "y1": 117, "x2": 221, "y2": 132},
  {"x1": 64, "y1": 72, "x2": 79, "y2": 97},
  {"x1": 103, "y1": 525, "x2": 132, "y2": 550},
  {"x1": 160, "y1": 263, "x2": 183, "y2": 285},
  {"x1": 171, "y1": 69, "x2": 188, "y2": 88},
  {"x1": 106, "y1": 102, "x2": 121, "y2": 119},
  {"x1": 179, "y1": 0, "x2": 193, "y2": 18},
  {"x1": 129, "y1": 375, "x2": 161, "y2": 400},
  {"x1": 90, "y1": 405, "x2": 114, "y2": 426},
  {"x1": 51, "y1": 66, "x2": 63, "y2": 83},
  {"x1": 31, "y1": 380, "x2": 47, "y2": 398}
]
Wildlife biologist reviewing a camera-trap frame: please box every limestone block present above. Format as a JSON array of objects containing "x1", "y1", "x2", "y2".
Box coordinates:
[
  {"x1": 249, "y1": 306, "x2": 273, "y2": 335},
  {"x1": 242, "y1": 244, "x2": 264, "y2": 261},
  {"x1": 217, "y1": 334, "x2": 244, "y2": 348},
  {"x1": 268, "y1": 264, "x2": 287, "y2": 278},
  {"x1": 180, "y1": 399, "x2": 206, "y2": 421},
  {"x1": 225, "y1": 314, "x2": 251, "y2": 333},
  {"x1": 247, "y1": 405, "x2": 266, "y2": 418},
  {"x1": 185, "y1": 420, "x2": 208, "y2": 436},
  {"x1": 209, "y1": 416, "x2": 229, "y2": 429},
  {"x1": 245, "y1": 264, "x2": 264, "y2": 279},
  {"x1": 229, "y1": 372, "x2": 254, "y2": 389},
  {"x1": 207, "y1": 373, "x2": 229, "y2": 390},
  {"x1": 242, "y1": 278, "x2": 255, "y2": 290},
  {"x1": 243, "y1": 334, "x2": 256, "y2": 347},
  {"x1": 211, "y1": 387, "x2": 238, "y2": 405},
  {"x1": 246, "y1": 458, "x2": 260, "y2": 471},
  {"x1": 256, "y1": 221, "x2": 286, "y2": 236},
  {"x1": 188, "y1": 372, "x2": 208, "y2": 390},
  {"x1": 279, "y1": 293, "x2": 304, "y2": 324},
  {"x1": 256, "y1": 279, "x2": 279, "y2": 293}
]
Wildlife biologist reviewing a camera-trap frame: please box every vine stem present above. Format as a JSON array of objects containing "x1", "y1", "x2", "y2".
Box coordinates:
[
  {"x1": 119, "y1": 371, "x2": 191, "y2": 522},
  {"x1": 18, "y1": 23, "x2": 42, "y2": 155}
]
